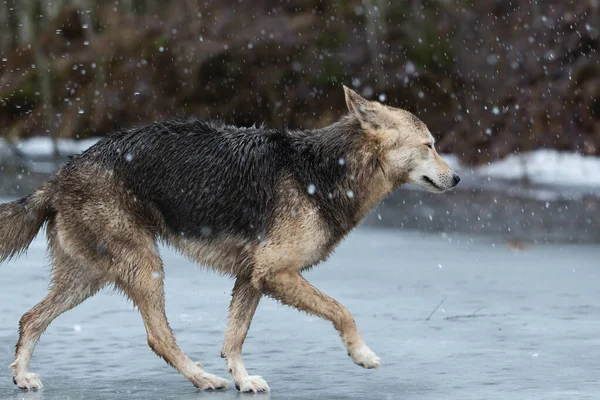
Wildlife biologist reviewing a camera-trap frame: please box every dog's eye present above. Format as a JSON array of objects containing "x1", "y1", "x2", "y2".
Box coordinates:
[{"x1": 425, "y1": 143, "x2": 433, "y2": 149}]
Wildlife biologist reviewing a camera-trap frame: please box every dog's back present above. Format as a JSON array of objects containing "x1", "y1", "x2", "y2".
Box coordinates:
[{"x1": 72, "y1": 119, "x2": 290, "y2": 240}]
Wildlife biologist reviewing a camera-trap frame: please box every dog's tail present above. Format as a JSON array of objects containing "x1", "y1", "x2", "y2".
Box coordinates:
[{"x1": 0, "y1": 181, "x2": 55, "y2": 264}]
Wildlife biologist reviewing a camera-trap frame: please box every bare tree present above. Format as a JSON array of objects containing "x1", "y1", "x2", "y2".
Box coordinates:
[
  {"x1": 79, "y1": 0, "x2": 107, "y2": 98},
  {"x1": 0, "y1": 0, "x2": 14, "y2": 55},
  {"x1": 15, "y1": 0, "x2": 35, "y2": 46},
  {"x1": 45, "y1": 0, "x2": 68, "y2": 19},
  {"x1": 31, "y1": 0, "x2": 60, "y2": 158},
  {"x1": 362, "y1": 0, "x2": 389, "y2": 89}
]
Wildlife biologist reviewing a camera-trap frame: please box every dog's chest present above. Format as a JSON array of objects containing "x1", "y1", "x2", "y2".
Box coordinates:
[{"x1": 257, "y1": 207, "x2": 335, "y2": 270}]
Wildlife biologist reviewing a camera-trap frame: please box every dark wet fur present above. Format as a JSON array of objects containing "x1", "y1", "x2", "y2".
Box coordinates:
[{"x1": 69, "y1": 117, "x2": 372, "y2": 243}]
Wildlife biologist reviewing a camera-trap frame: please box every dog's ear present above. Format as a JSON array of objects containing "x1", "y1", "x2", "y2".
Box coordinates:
[{"x1": 343, "y1": 85, "x2": 379, "y2": 129}]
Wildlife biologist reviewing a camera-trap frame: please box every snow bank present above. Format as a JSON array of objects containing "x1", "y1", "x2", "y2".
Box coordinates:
[
  {"x1": 13, "y1": 137, "x2": 101, "y2": 158},
  {"x1": 473, "y1": 150, "x2": 600, "y2": 188}
]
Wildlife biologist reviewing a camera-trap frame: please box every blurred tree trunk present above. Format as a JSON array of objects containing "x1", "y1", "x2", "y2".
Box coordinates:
[
  {"x1": 363, "y1": 0, "x2": 389, "y2": 90},
  {"x1": 121, "y1": 0, "x2": 134, "y2": 12},
  {"x1": 0, "y1": 0, "x2": 15, "y2": 55},
  {"x1": 79, "y1": 0, "x2": 96, "y2": 39},
  {"x1": 32, "y1": 0, "x2": 60, "y2": 158},
  {"x1": 16, "y1": 0, "x2": 35, "y2": 46},
  {"x1": 79, "y1": 0, "x2": 106, "y2": 105},
  {"x1": 6, "y1": 0, "x2": 19, "y2": 53},
  {"x1": 45, "y1": 0, "x2": 67, "y2": 19},
  {"x1": 531, "y1": 0, "x2": 542, "y2": 29},
  {"x1": 146, "y1": 0, "x2": 159, "y2": 13},
  {"x1": 131, "y1": 0, "x2": 158, "y2": 14}
]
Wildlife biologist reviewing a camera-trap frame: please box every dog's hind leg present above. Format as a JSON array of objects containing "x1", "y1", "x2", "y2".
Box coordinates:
[
  {"x1": 11, "y1": 223, "x2": 104, "y2": 390},
  {"x1": 254, "y1": 269, "x2": 381, "y2": 369},
  {"x1": 221, "y1": 276, "x2": 268, "y2": 392},
  {"x1": 116, "y1": 247, "x2": 228, "y2": 390}
]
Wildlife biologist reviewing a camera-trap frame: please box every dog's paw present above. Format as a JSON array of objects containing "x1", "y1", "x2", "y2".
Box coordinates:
[
  {"x1": 235, "y1": 375, "x2": 270, "y2": 393},
  {"x1": 349, "y1": 345, "x2": 381, "y2": 369},
  {"x1": 190, "y1": 370, "x2": 228, "y2": 390},
  {"x1": 13, "y1": 372, "x2": 43, "y2": 391}
]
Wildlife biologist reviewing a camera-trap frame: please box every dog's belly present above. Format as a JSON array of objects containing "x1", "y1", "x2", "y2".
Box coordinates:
[{"x1": 165, "y1": 232, "x2": 255, "y2": 276}]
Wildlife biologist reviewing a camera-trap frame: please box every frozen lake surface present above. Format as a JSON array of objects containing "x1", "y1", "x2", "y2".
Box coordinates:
[{"x1": 0, "y1": 228, "x2": 599, "y2": 399}]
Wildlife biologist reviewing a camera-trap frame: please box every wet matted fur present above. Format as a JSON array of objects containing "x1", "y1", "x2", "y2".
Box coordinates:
[{"x1": 0, "y1": 86, "x2": 459, "y2": 392}]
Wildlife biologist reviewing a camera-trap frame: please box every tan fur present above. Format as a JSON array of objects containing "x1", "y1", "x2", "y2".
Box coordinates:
[
  {"x1": 11, "y1": 171, "x2": 229, "y2": 390},
  {"x1": 254, "y1": 175, "x2": 331, "y2": 277},
  {"x1": 221, "y1": 276, "x2": 266, "y2": 391},
  {"x1": 5, "y1": 86, "x2": 458, "y2": 392},
  {"x1": 166, "y1": 233, "x2": 254, "y2": 276},
  {"x1": 344, "y1": 86, "x2": 455, "y2": 192},
  {"x1": 355, "y1": 164, "x2": 394, "y2": 222}
]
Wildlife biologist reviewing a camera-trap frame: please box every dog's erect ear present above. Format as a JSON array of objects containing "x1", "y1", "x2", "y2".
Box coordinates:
[{"x1": 343, "y1": 85, "x2": 379, "y2": 129}]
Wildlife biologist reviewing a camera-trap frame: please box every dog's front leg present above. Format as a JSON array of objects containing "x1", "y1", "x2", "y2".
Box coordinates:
[
  {"x1": 222, "y1": 276, "x2": 269, "y2": 392},
  {"x1": 253, "y1": 269, "x2": 380, "y2": 369}
]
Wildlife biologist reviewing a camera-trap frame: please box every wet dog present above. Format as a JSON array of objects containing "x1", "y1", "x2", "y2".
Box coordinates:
[{"x1": 0, "y1": 86, "x2": 459, "y2": 392}]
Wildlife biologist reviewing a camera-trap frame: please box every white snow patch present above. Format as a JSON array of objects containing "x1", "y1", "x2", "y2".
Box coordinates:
[
  {"x1": 12, "y1": 137, "x2": 101, "y2": 158},
  {"x1": 476, "y1": 150, "x2": 600, "y2": 187}
]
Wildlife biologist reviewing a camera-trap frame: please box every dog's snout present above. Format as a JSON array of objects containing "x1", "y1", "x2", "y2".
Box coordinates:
[{"x1": 452, "y1": 174, "x2": 461, "y2": 187}]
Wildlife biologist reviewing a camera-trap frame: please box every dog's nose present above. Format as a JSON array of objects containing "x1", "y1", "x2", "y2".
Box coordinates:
[{"x1": 452, "y1": 174, "x2": 461, "y2": 186}]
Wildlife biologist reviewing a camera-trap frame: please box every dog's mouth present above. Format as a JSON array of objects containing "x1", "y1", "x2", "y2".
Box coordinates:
[{"x1": 422, "y1": 176, "x2": 444, "y2": 192}]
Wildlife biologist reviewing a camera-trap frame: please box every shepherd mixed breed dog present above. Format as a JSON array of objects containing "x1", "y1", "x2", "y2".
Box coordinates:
[{"x1": 0, "y1": 86, "x2": 459, "y2": 392}]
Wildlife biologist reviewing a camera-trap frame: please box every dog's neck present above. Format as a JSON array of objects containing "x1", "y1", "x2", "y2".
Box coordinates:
[{"x1": 287, "y1": 116, "x2": 394, "y2": 235}]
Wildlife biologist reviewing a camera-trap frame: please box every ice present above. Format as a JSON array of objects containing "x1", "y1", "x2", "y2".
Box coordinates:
[{"x1": 0, "y1": 228, "x2": 599, "y2": 399}]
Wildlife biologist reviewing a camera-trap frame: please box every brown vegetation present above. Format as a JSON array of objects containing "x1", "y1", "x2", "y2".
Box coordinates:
[{"x1": 0, "y1": 0, "x2": 599, "y2": 165}]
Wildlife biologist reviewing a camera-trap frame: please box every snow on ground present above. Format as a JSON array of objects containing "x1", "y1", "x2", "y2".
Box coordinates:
[{"x1": 1, "y1": 137, "x2": 600, "y2": 189}]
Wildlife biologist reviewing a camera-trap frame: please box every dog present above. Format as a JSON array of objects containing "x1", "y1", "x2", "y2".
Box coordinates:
[{"x1": 0, "y1": 86, "x2": 459, "y2": 392}]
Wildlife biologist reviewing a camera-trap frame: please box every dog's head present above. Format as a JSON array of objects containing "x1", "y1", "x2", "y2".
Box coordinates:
[{"x1": 344, "y1": 86, "x2": 460, "y2": 193}]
